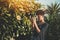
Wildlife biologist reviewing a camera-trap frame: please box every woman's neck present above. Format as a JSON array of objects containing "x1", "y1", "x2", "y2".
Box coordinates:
[{"x1": 40, "y1": 20, "x2": 45, "y2": 25}]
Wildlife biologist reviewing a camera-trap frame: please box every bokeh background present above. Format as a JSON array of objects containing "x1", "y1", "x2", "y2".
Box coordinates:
[{"x1": 0, "y1": 0, "x2": 60, "y2": 40}]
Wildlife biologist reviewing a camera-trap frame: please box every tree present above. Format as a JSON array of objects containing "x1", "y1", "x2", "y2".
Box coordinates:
[
  {"x1": 46, "y1": 3, "x2": 60, "y2": 40},
  {"x1": 46, "y1": 2, "x2": 60, "y2": 21}
]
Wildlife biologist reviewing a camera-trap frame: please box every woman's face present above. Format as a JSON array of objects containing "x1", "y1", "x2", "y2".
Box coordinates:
[{"x1": 38, "y1": 15, "x2": 44, "y2": 22}]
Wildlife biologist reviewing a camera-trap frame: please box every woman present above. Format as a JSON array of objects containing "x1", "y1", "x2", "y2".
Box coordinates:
[{"x1": 31, "y1": 10, "x2": 48, "y2": 40}]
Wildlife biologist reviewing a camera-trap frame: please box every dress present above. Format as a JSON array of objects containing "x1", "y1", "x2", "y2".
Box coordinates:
[{"x1": 32, "y1": 21, "x2": 48, "y2": 40}]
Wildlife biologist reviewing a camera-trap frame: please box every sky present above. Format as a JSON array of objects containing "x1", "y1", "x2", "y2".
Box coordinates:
[
  {"x1": 35, "y1": 0, "x2": 60, "y2": 15},
  {"x1": 36, "y1": 0, "x2": 60, "y2": 5}
]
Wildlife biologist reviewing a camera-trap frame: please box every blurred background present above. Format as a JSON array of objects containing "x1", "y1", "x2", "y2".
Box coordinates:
[{"x1": 0, "y1": 0, "x2": 60, "y2": 40}]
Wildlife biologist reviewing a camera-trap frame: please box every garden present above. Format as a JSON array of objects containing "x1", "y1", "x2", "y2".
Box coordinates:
[{"x1": 0, "y1": 0, "x2": 60, "y2": 40}]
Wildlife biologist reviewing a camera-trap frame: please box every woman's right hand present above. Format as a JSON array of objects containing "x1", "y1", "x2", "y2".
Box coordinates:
[
  {"x1": 32, "y1": 17, "x2": 41, "y2": 33},
  {"x1": 31, "y1": 17, "x2": 36, "y2": 28},
  {"x1": 32, "y1": 17, "x2": 36, "y2": 23}
]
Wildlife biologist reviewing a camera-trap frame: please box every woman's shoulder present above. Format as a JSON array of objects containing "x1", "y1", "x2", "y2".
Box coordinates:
[{"x1": 43, "y1": 22, "x2": 49, "y2": 27}]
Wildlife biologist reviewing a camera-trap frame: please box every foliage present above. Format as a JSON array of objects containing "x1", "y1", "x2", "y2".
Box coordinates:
[
  {"x1": 46, "y1": 3, "x2": 60, "y2": 40},
  {"x1": 0, "y1": 0, "x2": 40, "y2": 13},
  {"x1": 0, "y1": 0, "x2": 40, "y2": 40}
]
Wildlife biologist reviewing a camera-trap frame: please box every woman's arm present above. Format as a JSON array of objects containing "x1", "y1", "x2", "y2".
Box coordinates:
[
  {"x1": 31, "y1": 17, "x2": 41, "y2": 33},
  {"x1": 31, "y1": 17, "x2": 35, "y2": 28},
  {"x1": 33, "y1": 20, "x2": 41, "y2": 33}
]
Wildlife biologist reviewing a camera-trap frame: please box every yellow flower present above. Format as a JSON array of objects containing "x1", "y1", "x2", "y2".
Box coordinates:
[
  {"x1": 1, "y1": 0, "x2": 40, "y2": 13},
  {"x1": 16, "y1": 15, "x2": 21, "y2": 20}
]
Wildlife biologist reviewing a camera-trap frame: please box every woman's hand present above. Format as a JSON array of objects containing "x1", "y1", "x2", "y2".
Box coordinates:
[
  {"x1": 32, "y1": 17, "x2": 41, "y2": 33},
  {"x1": 32, "y1": 17, "x2": 36, "y2": 23},
  {"x1": 31, "y1": 17, "x2": 36, "y2": 28}
]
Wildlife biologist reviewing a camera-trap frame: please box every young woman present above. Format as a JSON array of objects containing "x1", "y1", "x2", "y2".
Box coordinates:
[{"x1": 31, "y1": 10, "x2": 48, "y2": 40}]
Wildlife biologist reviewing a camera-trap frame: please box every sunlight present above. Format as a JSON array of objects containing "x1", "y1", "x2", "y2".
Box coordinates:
[{"x1": 8, "y1": 0, "x2": 40, "y2": 13}]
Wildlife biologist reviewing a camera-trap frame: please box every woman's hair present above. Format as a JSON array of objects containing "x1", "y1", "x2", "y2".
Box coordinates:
[{"x1": 36, "y1": 10, "x2": 45, "y2": 15}]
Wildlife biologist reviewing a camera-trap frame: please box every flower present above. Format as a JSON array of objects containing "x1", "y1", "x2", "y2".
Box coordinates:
[
  {"x1": 7, "y1": 0, "x2": 40, "y2": 13},
  {"x1": 16, "y1": 15, "x2": 21, "y2": 20}
]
